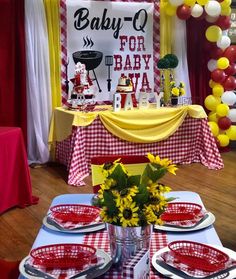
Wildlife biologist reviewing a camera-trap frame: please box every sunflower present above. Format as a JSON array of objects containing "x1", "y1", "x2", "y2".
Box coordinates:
[
  {"x1": 147, "y1": 153, "x2": 161, "y2": 165},
  {"x1": 115, "y1": 186, "x2": 138, "y2": 207},
  {"x1": 158, "y1": 158, "x2": 178, "y2": 175},
  {"x1": 101, "y1": 158, "x2": 121, "y2": 176},
  {"x1": 100, "y1": 207, "x2": 118, "y2": 224},
  {"x1": 144, "y1": 204, "x2": 164, "y2": 225},
  {"x1": 118, "y1": 201, "x2": 139, "y2": 227},
  {"x1": 147, "y1": 182, "x2": 171, "y2": 195}
]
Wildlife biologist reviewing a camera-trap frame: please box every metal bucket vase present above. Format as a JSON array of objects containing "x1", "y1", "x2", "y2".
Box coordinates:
[{"x1": 106, "y1": 224, "x2": 152, "y2": 268}]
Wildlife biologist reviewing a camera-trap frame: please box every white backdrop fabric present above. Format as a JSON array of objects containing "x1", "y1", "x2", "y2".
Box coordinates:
[
  {"x1": 25, "y1": 0, "x2": 52, "y2": 164},
  {"x1": 172, "y1": 17, "x2": 192, "y2": 104}
]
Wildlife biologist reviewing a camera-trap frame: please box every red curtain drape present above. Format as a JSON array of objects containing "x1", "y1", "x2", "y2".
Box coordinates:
[
  {"x1": 0, "y1": 0, "x2": 27, "y2": 145},
  {"x1": 186, "y1": 18, "x2": 211, "y2": 107}
]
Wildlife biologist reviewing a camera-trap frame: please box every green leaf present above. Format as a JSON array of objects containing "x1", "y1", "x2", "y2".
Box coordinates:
[
  {"x1": 127, "y1": 175, "x2": 140, "y2": 187},
  {"x1": 141, "y1": 164, "x2": 153, "y2": 184},
  {"x1": 133, "y1": 184, "x2": 149, "y2": 206},
  {"x1": 103, "y1": 190, "x2": 117, "y2": 214},
  {"x1": 152, "y1": 168, "x2": 167, "y2": 181},
  {"x1": 166, "y1": 197, "x2": 177, "y2": 202},
  {"x1": 109, "y1": 164, "x2": 127, "y2": 190}
]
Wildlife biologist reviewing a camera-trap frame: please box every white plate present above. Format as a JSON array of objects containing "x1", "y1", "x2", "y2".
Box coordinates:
[
  {"x1": 42, "y1": 216, "x2": 105, "y2": 233},
  {"x1": 19, "y1": 249, "x2": 112, "y2": 279},
  {"x1": 152, "y1": 245, "x2": 236, "y2": 279},
  {"x1": 154, "y1": 212, "x2": 215, "y2": 232}
]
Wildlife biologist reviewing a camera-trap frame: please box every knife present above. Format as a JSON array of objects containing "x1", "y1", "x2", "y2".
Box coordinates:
[
  {"x1": 156, "y1": 259, "x2": 194, "y2": 278},
  {"x1": 203, "y1": 265, "x2": 236, "y2": 279},
  {"x1": 69, "y1": 262, "x2": 104, "y2": 279}
]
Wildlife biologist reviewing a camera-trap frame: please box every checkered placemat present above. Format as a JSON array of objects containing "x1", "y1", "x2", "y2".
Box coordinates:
[
  {"x1": 55, "y1": 116, "x2": 224, "y2": 186},
  {"x1": 83, "y1": 230, "x2": 168, "y2": 279}
]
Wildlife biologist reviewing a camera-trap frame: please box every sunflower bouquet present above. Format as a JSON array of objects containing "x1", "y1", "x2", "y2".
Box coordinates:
[
  {"x1": 94, "y1": 153, "x2": 177, "y2": 227},
  {"x1": 170, "y1": 81, "x2": 185, "y2": 97}
]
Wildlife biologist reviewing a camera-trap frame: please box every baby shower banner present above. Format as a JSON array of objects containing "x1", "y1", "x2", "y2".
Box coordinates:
[{"x1": 63, "y1": 0, "x2": 159, "y2": 101}]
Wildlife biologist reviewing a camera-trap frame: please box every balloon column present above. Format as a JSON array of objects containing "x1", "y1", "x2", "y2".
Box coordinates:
[{"x1": 163, "y1": 0, "x2": 236, "y2": 148}]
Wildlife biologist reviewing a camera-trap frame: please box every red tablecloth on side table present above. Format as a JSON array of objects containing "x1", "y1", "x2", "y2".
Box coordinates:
[{"x1": 0, "y1": 127, "x2": 38, "y2": 214}]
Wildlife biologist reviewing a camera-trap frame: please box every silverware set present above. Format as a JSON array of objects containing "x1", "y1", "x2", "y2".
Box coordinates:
[{"x1": 24, "y1": 260, "x2": 105, "y2": 279}]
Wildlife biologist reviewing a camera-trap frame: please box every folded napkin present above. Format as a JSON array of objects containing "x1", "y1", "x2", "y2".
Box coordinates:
[
  {"x1": 163, "y1": 210, "x2": 206, "y2": 228},
  {"x1": 26, "y1": 254, "x2": 105, "y2": 279},
  {"x1": 48, "y1": 212, "x2": 102, "y2": 230},
  {"x1": 159, "y1": 250, "x2": 236, "y2": 278}
]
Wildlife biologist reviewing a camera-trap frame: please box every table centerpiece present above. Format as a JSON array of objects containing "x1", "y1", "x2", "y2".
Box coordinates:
[{"x1": 92, "y1": 153, "x2": 178, "y2": 269}]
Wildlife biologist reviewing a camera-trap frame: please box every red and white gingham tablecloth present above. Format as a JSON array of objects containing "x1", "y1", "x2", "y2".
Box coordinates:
[
  {"x1": 55, "y1": 116, "x2": 224, "y2": 186},
  {"x1": 83, "y1": 230, "x2": 167, "y2": 279}
]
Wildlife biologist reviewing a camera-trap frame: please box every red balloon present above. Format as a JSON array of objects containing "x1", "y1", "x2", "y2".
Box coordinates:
[
  {"x1": 223, "y1": 45, "x2": 236, "y2": 63},
  {"x1": 210, "y1": 47, "x2": 224, "y2": 59},
  {"x1": 211, "y1": 69, "x2": 226, "y2": 83},
  {"x1": 176, "y1": 4, "x2": 191, "y2": 20},
  {"x1": 223, "y1": 76, "x2": 236, "y2": 91},
  {"x1": 224, "y1": 63, "x2": 236, "y2": 76},
  {"x1": 216, "y1": 16, "x2": 231, "y2": 30},
  {"x1": 218, "y1": 117, "x2": 232, "y2": 130}
]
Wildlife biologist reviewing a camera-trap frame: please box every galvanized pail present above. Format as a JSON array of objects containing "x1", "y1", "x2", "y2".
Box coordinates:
[{"x1": 106, "y1": 224, "x2": 152, "y2": 268}]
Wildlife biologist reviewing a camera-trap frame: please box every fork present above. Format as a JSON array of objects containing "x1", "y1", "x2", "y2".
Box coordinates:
[{"x1": 24, "y1": 263, "x2": 55, "y2": 279}]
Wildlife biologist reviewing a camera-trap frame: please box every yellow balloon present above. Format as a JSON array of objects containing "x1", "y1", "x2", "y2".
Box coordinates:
[
  {"x1": 205, "y1": 26, "x2": 222, "y2": 43},
  {"x1": 217, "y1": 134, "x2": 230, "y2": 147},
  {"x1": 209, "y1": 79, "x2": 217, "y2": 89},
  {"x1": 212, "y1": 84, "x2": 224, "y2": 97},
  {"x1": 221, "y1": 6, "x2": 231, "y2": 16},
  {"x1": 197, "y1": 0, "x2": 209, "y2": 5},
  {"x1": 220, "y1": 0, "x2": 232, "y2": 8},
  {"x1": 225, "y1": 125, "x2": 236, "y2": 140},
  {"x1": 165, "y1": 3, "x2": 177, "y2": 16},
  {"x1": 204, "y1": 95, "x2": 221, "y2": 111},
  {"x1": 184, "y1": 0, "x2": 195, "y2": 6},
  {"x1": 216, "y1": 103, "x2": 230, "y2": 117},
  {"x1": 208, "y1": 121, "x2": 219, "y2": 137},
  {"x1": 208, "y1": 112, "x2": 218, "y2": 122},
  {"x1": 217, "y1": 57, "x2": 229, "y2": 70}
]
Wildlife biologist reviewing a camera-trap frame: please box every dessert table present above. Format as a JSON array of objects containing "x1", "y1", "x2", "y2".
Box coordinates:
[
  {"x1": 0, "y1": 127, "x2": 38, "y2": 214},
  {"x1": 19, "y1": 191, "x2": 223, "y2": 279},
  {"x1": 49, "y1": 105, "x2": 224, "y2": 186}
]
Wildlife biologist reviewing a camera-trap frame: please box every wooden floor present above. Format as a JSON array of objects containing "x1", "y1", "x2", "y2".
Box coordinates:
[{"x1": 0, "y1": 151, "x2": 236, "y2": 261}]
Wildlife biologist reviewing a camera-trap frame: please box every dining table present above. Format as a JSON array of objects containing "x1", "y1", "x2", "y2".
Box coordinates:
[
  {"x1": 0, "y1": 127, "x2": 38, "y2": 214},
  {"x1": 49, "y1": 105, "x2": 224, "y2": 186},
  {"x1": 19, "y1": 191, "x2": 229, "y2": 279}
]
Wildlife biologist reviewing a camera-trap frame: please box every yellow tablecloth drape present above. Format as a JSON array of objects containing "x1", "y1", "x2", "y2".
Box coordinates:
[{"x1": 49, "y1": 105, "x2": 207, "y2": 144}]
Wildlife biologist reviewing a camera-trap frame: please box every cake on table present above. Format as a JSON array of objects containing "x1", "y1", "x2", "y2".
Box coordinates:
[{"x1": 116, "y1": 75, "x2": 137, "y2": 108}]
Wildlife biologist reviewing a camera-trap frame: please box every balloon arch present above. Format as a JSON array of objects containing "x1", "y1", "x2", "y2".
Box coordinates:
[{"x1": 164, "y1": 0, "x2": 236, "y2": 147}]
